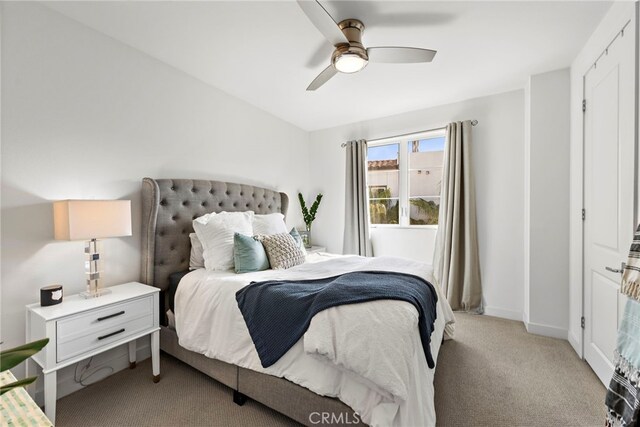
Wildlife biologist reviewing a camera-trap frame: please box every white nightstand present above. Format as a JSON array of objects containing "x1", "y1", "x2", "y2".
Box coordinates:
[
  {"x1": 306, "y1": 246, "x2": 326, "y2": 254},
  {"x1": 25, "y1": 282, "x2": 160, "y2": 423}
]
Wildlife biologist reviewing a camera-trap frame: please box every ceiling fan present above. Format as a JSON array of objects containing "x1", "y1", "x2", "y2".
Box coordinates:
[{"x1": 297, "y1": 0, "x2": 437, "y2": 91}]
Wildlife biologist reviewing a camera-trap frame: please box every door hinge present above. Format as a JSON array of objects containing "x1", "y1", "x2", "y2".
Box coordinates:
[
  {"x1": 581, "y1": 317, "x2": 585, "y2": 329},
  {"x1": 582, "y1": 209, "x2": 586, "y2": 221},
  {"x1": 582, "y1": 99, "x2": 586, "y2": 113}
]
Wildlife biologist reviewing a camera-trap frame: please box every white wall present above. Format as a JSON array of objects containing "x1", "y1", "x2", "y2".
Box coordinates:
[
  {"x1": 524, "y1": 68, "x2": 571, "y2": 339},
  {"x1": 370, "y1": 227, "x2": 438, "y2": 264},
  {"x1": 309, "y1": 90, "x2": 525, "y2": 320},
  {"x1": 523, "y1": 80, "x2": 531, "y2": 325},
  {"x1": 1, "y1": 2, "x2": 310, "y2": 398},
  {"x1": 569, "y1": 0, "x2": 638, "y2": 356}
]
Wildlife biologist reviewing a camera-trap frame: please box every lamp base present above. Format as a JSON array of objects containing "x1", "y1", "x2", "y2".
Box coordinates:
[{"x1": 79, "y1": 288, "x2": 112, "y2": 299}]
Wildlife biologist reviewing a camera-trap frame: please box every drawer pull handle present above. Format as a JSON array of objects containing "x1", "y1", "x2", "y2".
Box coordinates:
[
  {"x1": 97, "y1": 311, "x2": 125, "y2": 322},
  {"x1": 98, "y1": 328, "x2": 125, "y2": 340}
]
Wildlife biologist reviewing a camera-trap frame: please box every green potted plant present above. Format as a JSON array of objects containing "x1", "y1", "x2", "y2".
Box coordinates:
[
  {"x1": 298, "y1": 192, "x2": 323, "y2": 248},
  {"x1": 1, "y1": 338, "x2": 49, "y2": 395}
]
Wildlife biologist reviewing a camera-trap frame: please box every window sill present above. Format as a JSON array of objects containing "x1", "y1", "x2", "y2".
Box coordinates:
[{"x1": 370, "y1": 224, "x2": 438, "y2": 230}]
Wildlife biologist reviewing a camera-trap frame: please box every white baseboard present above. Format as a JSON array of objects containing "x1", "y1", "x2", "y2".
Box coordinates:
[
  {"x1": 482, "y1": 306, "x2": 569, "y2": 340},
  {"x1": 483, "y1": 305, "x2": 522, "y2": 321},
  {"x1": 32, "y1": 338, "x2": 151, "y2": 406},
  {"x1": 524, "y1": 321, "x2": 568, "y2": 340}
]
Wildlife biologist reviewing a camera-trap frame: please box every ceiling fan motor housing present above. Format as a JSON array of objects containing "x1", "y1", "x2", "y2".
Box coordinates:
[{"x1": 332, "y1": 19, "x2": 368, "y2": 72}]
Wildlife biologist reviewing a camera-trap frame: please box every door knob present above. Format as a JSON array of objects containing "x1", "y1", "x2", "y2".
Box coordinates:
[{"x1": 605, "y1": 262, "x2": 626, "y2": 274}]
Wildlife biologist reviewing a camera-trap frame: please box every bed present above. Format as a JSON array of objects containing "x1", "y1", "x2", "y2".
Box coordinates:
[{"x1": 140, "y1": 177, "x2": 454, "y2": 426}]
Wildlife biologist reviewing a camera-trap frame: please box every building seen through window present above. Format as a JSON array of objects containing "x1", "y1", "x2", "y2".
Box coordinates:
[{"x1": 367, "y1": 134, "x2": 445, "y2": 226}]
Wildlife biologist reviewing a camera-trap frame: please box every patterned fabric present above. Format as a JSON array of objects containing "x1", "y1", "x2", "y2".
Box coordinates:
[
  {"x1": 605, "y1": 222, "x2": 640, "y2": 427},
  {"x1": 606, "y1": 298, "x2": 640, "y2": 427},
  {"x1": 622, "y1": 223, "x2": 640, "y2": 302},
  {"x1": 0, "y1": 371, "x2": 53, "y2": 426},
  {"x1": 607, "y1": 367, "x2": 638, "y2": 427},
  {"x1": 257, "y1": 233, "x2": 305, "y2": 270}
]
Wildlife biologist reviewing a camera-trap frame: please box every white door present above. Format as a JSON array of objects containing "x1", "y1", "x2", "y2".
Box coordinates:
[{"x1": 583, "y1": 26, "x2": 636, "y2": 385}]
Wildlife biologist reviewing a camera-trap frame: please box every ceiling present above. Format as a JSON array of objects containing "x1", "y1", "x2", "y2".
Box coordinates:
[{"x1": 45, "y1": 1, "x2": 612, "y2": 131}]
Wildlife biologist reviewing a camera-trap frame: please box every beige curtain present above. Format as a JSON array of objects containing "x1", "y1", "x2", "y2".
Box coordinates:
[
  {"x1": 433, "y1": 121, "x2": 483, "y2": 312},
  {"x1": 343, "y1": 140, "x2": 373, "y2": 256}
]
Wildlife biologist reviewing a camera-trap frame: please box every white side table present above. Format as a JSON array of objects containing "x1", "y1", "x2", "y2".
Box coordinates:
[
  {"x1": 25, "y1": 282, "x2": 160, "y2": 423},
  {"x1": 306, "y1": 246, "x2": 327, "y2": 254}
]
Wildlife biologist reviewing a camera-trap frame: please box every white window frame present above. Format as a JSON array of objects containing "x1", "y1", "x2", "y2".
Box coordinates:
[{"x1": 368, "y1": 127, "x2": 446, "y2": 228}]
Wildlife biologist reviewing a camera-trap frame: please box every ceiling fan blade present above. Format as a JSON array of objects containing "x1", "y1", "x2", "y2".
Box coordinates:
[
  {"x1": 297, "y1": 0, "x2": 349, "y2": 47},
  {"x1": 367, "y1": 47, "x2": 437, "y2": 64},
  {"x1": 306, "y1": 65, "x2": 338, "y2": 91}
]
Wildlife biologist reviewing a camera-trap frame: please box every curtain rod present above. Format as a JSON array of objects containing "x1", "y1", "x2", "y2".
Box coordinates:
[{"x1": 341, "y1": 120, "x2": 478, "y2": 147}]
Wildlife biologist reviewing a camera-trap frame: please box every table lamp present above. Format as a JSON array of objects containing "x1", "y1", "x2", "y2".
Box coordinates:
[{"x1": 53, "y1": 200, "x2": 132, "y2": 298}]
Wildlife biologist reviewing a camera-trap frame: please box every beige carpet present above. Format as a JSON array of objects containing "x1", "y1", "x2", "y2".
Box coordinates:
[
  {"x1": 56, "y1": 314, "x2": 605, "y2": 427},
  {"x1": 434, "y1": 314, "x2": 605, "y2": 426}
]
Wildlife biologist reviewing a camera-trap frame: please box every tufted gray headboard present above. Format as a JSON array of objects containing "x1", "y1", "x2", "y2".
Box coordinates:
[{"x1": 140, "y1": 178, "x2": 289, "y2": 307}]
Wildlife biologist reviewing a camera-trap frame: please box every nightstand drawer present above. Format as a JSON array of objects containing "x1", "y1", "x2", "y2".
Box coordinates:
[
  {"x1": 57, "y1": 296, "x2": 153, "y2": 341},
  {"x1": 56, "y1": 296, "x2": 154, "y2": 362},
  {"x1": 57, "y1": 313, "x2": 153, "y2": 362}
]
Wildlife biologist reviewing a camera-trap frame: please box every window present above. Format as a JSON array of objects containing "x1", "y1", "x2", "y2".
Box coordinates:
[
  {"x1": 367, "y1": 129, "x2": 446, "y2": 226},
  {"x1": 367, "y1": 144, "x2": 400, "y2": 224}
]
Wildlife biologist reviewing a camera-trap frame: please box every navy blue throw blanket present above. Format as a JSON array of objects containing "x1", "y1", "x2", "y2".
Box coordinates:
[{"x1": 235, "y1": 271, "x2": 438, "y2": 369}]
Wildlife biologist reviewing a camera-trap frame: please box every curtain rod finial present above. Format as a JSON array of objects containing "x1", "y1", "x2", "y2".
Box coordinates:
[{"x1": 471, "y1": 120, "x2": 478, "y2": 126}]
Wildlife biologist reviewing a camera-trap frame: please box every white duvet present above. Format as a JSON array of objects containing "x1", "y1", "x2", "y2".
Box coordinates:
[{"x1": 175, "y1": 254, "x2": 455, "y2": 427}]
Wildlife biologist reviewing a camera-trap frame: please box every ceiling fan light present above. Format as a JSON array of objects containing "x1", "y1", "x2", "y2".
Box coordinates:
[{"x1": 334, "y1": 53, "x2": 368, "y2": 74}]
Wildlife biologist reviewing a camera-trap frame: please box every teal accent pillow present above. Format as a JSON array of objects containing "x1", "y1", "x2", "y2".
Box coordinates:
[
  {"x1": 289, "y1": 228, "x2": 307, "y2": 253},
  {"x1": 234, "y1": 233, "x2": 270, "y2": 274}
]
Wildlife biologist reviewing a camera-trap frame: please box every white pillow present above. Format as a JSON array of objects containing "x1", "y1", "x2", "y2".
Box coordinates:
[
  {"x1": 253, "y1": 213, "x2": 287, "y2": 235},
  {"x1": 193, "y1": 211, "x2": 254, "y2": 271},
  {"x1": 193, "y1": 211, "x2": 218, "y2": 226},
  {"x1": 189, "y1": 233, "x2": 204, "y2": 270}
]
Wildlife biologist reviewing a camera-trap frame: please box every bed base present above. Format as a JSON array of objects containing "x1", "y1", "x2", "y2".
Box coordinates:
[
  {"x1": 233, "y1": 390, "x2": 248, "y2": 406},
  {"x1": 160, "y1": 326, "x2": 365, "y2": 426}
]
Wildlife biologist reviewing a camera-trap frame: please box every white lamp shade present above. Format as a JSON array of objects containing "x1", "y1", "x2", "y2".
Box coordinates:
[{"x1": 53, "y1": 200, "x2": 132, "y2": 241}]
